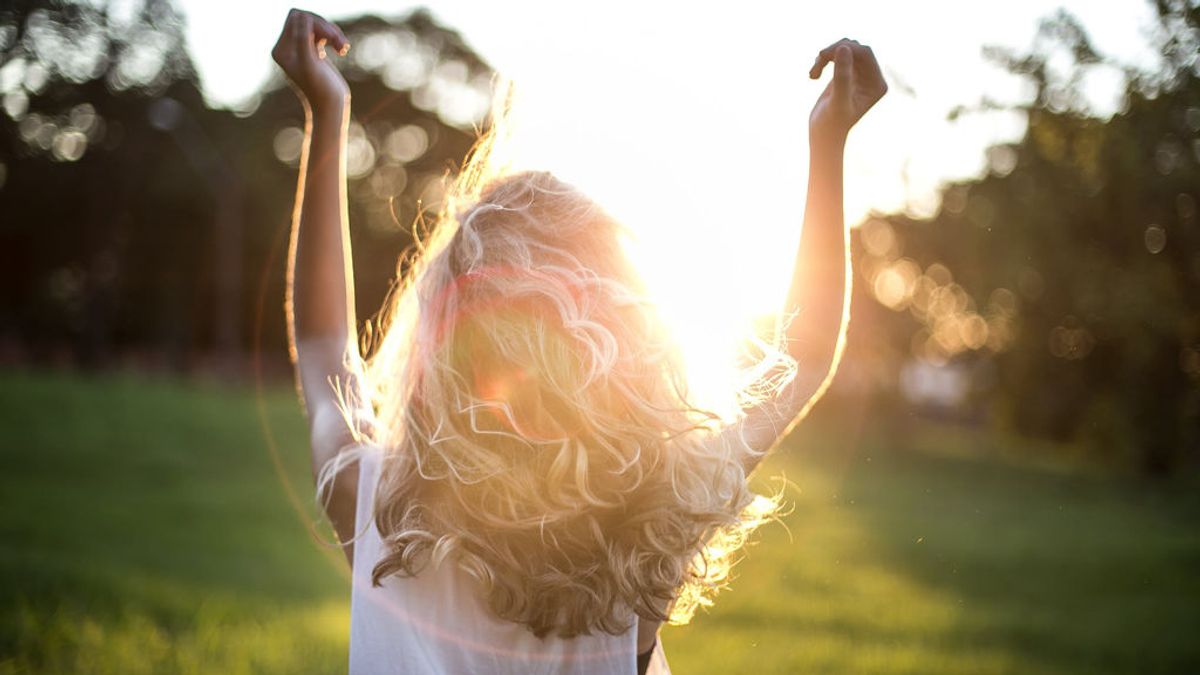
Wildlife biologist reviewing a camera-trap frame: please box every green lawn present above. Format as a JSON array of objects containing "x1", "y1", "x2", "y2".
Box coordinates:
[{"x1": 1, "y1": 372, "x2": 1197, "y2": 674}]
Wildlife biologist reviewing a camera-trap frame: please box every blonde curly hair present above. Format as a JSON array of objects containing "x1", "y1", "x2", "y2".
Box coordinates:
[{"x1": 336, "y1": 124, "x2": 785, "y2": 639}]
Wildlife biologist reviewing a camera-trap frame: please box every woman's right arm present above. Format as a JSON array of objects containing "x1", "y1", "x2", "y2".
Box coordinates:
[{"x1": 273, "y1": 9, "x2": 364, "y2": 561}]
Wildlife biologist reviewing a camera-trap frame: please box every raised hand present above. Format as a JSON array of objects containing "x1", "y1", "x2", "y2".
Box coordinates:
[
  {"x1": 271, "y1": 9, "x2": 352, "y2": 113},
  {"x1": 808, "y1": 38, "x2": 887, "y2": 143}
]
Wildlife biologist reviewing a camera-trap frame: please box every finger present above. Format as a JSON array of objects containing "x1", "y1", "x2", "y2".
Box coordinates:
[
  {"x1": 832, "y1": 44, "x2": 854, "y2": 107},
  {"x1": 311, "y1": 14, "x2": 350, "y2": 54},
  {"x1": 809, "y1": 38, "x2": 853, "y2": 79},
  {"x1": 298, "y1": 12, "x2": 318, "y2": 66},
  {"x1": 809, "y1": 44, "x2": 838, "y2": 78},
  {"x1": 809, "y1": 55, "x2": 828, "y2": 79},
  {"x1": 276, "y1": 8, "x2": 300, "y2": 53},
  {"x1": 284, "y1": 8, "x2": 302, "y2": 40},
  {"x1": 857, "y1": 44, "x2": 886, "y2": 90},
  {"x1": 837, "y1": 42, "x2": 878, "y2": 78}
]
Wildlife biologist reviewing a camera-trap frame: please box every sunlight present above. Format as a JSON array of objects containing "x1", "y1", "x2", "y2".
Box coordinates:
[
  {"x1": 183, "y1": 1, "x2": 1157, "y2": 417},
  {"x1": 179, "y1": 3, "x2": 1165, "y2": 418},
  {"x1": 489, "y1": 83, "x2": 803, "y2": 419}
]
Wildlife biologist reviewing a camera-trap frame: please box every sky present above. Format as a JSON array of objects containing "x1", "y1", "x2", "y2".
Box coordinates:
[
  {"x1": 180, "y1": 0, "x2": 1162, "y2": 410},
  {"x1": 182, "y1": 1, "x2": 1160, "y2": 209}
]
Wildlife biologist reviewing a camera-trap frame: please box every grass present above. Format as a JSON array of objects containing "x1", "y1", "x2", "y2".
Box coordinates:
[{"x1": 0, "y1": 371, "x2": 1197, "y2": 674}]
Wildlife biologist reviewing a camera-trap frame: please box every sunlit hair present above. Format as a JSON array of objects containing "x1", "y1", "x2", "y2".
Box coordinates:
[{"x1": 323, "y1": 99, "x2": 787, "y2": 638}]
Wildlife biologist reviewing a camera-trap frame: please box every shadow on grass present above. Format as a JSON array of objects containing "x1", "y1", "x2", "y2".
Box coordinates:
[{"x1": 778, "y1": 407, "x2": 1200, "y2": 675}]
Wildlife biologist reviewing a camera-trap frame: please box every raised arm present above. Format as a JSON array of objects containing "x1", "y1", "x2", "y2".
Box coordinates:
[
  {"x1": 737, "y1": 39, "x2": 887, "y2": 468},
  {"x1": 272, "y1": 10, "x2": 363, "y2": 557}
]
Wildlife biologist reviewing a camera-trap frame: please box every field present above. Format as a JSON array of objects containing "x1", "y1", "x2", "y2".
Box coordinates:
[{"x1": 1, "y1": 372, "x2": 1197, "y2": 674}]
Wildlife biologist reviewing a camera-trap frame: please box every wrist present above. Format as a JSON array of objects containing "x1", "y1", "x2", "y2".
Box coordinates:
[
  {"x1": 305, "y1": 96, "x2": 351, "y2": 128},
  {"x1": 808, "y1": 127, "x2": 847, "y2": 155}
]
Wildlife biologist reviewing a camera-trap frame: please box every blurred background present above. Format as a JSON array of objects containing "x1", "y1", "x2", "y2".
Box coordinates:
[{"x1": 1, "y1": 1, "x2": 1198, "y2": 673}]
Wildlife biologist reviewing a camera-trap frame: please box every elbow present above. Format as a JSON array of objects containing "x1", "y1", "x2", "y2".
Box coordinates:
[
  {"x1": 292, "y1": 314, "x2": 353, "y2": 348},
  {"x1": 780, "y1": 328, "x2": 848, "y2": 415},
  {"x1": 787, "y1": 333, "x2": 839, "y2": 378}
]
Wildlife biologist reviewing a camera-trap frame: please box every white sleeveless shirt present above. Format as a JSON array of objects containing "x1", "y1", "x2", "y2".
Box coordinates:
[{"x1": 348, "y1": 447, "x2": 672, "y2": 674}]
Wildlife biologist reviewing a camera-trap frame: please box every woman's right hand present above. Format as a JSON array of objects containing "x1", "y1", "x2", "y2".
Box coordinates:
[{"x1": 271, "y1": 9, "x2": 352, "y2": 114}]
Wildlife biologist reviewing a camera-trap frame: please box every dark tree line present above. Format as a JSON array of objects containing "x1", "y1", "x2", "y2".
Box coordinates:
[
  {"x1": 3, "y1": 0, "x2": 1198, "y2": 474},
  {"x1": 846, "y1": 1, "x2": 1200, "y2": 474},
  {"x1": 0, "y1": 0, "x2": 491, "y2": 375}
]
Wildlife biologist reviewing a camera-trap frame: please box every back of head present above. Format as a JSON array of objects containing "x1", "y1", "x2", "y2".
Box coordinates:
[{"x1": 360, "y1": 165, "x2": 774, "y2": 637}]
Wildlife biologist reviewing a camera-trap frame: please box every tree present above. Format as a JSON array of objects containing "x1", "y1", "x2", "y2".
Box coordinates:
[
  {"x1": 848, "y1": 2, "x2": 1200, "y2": 474},
  {"x1": 0, "y1": 0, "x2": 201, "y2": 367},
  {"x1": 0, "y1": 2, "x2": 494, "y2": 376}
]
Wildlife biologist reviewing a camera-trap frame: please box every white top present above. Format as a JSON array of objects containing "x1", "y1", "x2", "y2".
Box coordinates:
[{"x1": 348, "y1": 447, "x2": 672, "y2": 674}]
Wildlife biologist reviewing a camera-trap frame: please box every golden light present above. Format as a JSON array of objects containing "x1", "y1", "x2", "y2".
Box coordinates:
[
  {"x1": 483, "y1": 84, "x2": 804, "y2": 419},
  {"x1": 861, "y1": 218, "x2": 898, "y2": 258},
  {"x1": 873, "y1": 267, "x2": 907, "y2": 310},
  {"x1": 181, "y1": 0, "x2": 1153, "y2": 420},
  {"x1": 960, "y1": 314, "x2": 989, "y2": 350}
]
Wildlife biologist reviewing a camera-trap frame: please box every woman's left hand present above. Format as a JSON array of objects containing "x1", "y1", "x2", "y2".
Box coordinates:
[{"x1": 808, "y1": 38, "x2": 887, "y2": 144}]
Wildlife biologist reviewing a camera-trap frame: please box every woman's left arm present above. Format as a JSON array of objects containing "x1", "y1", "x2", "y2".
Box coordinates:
[
  {"x1": 736, "y1": 39, "x2": 887, "y2": 471},
  {"x1": 273, "y1": 9, "x2": 363, "y2": 560}
]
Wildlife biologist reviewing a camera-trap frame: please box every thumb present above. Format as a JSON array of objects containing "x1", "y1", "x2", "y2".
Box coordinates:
[{"x1": 833, "y1": 44, "x2": 854, "y2": 108}]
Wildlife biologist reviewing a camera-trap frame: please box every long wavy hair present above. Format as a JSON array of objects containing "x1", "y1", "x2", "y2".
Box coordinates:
[{"x1": 330, "y1": 116, "x2": 786, "y2": 639}]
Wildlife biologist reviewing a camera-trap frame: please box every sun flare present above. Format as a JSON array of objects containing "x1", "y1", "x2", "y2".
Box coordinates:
[
  {"x1": 477, "y1": 84, "x2": 807, "y2": 419},
  {"x1": 489, "y1": 98, "x2": 793, "y2": 419}
]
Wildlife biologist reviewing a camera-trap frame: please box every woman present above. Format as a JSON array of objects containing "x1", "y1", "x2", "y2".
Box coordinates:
[{"x1": 272, "y1": 9, "x2": 885, "y2": 674}]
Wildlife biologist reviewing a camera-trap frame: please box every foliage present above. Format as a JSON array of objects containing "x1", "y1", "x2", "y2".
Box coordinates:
[
  {"x1": 848, "y1": 2, "x2": 1200, "y2": 474},
  {"x1": 2, "y1": 0, "x2": 1198, "y2": 476},
  {"x1": 0, "y1": 1, "x2": 491, "y2": 371}
]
